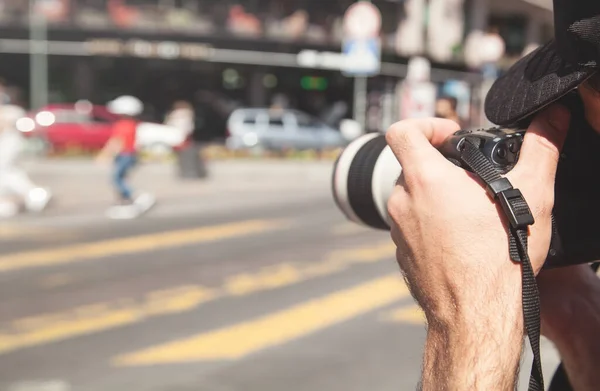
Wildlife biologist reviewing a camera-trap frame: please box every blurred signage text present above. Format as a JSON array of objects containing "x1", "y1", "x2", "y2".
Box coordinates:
[
  {"x1": 296, "y1": 50, "x2": 345, "y2": 70},
  {"x1": 85, "y1": 39, "x2": 214, "y2": 60}
]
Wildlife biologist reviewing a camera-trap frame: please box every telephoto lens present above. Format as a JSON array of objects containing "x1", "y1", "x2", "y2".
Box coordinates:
[{"x1": 331, "y1": 133, "x2": 401, "y2": 231}]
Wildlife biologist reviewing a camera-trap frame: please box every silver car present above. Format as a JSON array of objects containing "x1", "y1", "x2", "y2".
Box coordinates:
[{"x1": 225, "y1": 108, "x2": 347, "y2": 151}]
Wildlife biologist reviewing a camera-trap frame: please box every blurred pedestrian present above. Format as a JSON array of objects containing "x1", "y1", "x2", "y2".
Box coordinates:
[
  {"x1": 167, "y1": 99, "x2": 209, "y2": 179},
  {"x1": 0, "y1": 103, "x2": 52, "y2": 217},
  {"x1": 96, "y1": 95, "x2": 155, "y2": 217},
  {"x1": 164, "y1": 100, "x2": 195, "y2": 139},
  {"x1": 435, "y1": 96, "x2": 464, "y2": 127}
]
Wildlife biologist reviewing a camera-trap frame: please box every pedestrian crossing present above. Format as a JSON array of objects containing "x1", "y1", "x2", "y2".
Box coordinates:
[
  {"x1": 113, "y1": 276, "x2": 410, "y2": 366},
  {"x1": 0, "y1": 215, "x2": 415, "y2": 361},
  {"x1": 0, "y1": 213, "x2": 563, "y2": 391},
  {"x1": 0, "y1": 240, "x2": 405, "y2": 357}
]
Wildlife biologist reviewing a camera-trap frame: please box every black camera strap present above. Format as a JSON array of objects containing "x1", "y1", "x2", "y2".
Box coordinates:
[{"x1": 459, "y1": 139, "x2": 544, "y2": 391}]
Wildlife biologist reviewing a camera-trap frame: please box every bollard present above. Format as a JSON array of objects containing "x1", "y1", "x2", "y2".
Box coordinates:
[{"x1": 176, "y1": 141, "x2": 208, "y2": 179}]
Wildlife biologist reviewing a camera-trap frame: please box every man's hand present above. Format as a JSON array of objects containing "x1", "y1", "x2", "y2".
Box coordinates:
[
  {"x1": 537, "y1": 265, "x2": 600, "y2": 391},
  {"x1": 385, "y1": 104, "x2": 571, "y2": 390}
]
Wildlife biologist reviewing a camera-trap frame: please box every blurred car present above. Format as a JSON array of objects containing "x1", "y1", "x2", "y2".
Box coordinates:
[
  {"x1": 225, "y1": 108, "x2": 348, "y2": 151},
  {"x1": 16, "y1": 103, "x2": 187, "y2": 155}
]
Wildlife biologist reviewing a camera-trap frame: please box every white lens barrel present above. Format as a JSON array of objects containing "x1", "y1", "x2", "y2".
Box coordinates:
[{"x1": 331, "y1": 133, "x2": 402, "y2": 230}]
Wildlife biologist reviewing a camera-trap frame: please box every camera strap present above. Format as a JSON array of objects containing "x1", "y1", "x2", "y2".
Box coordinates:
[{"x1": 459, "y1": 138, "x2": 544, "y2": 391}]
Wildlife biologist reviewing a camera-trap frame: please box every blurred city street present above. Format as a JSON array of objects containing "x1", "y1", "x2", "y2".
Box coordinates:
[
  {"x1": 0, "y1": 0, "x2": 567, "y2": 388},
  {"x1": 0, "y1": 159, "x2": 559, "y2": 391}
]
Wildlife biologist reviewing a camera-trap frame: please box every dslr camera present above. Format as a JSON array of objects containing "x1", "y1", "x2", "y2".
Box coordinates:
[{"x1": 332, "y1": 94, "x2": 600, "y2": 269}]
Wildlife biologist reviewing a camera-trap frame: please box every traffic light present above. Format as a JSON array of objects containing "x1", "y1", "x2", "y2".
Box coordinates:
[{"x1": 300, "y1": 76, "x2": 328, "y2": 91}]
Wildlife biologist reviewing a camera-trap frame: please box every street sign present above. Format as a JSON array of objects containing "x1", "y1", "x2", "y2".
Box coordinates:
[
  {"x1": 341, "y1": 1, "x2": 382, "y2": 77},
  {"x1": 341, "y1": 38, "x2": 381, "y2": 76}
]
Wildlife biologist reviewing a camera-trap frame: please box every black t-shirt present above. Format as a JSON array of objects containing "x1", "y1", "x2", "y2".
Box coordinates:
[{"x1": 548, "y1": 92, "x2": 600, "y2": 266}]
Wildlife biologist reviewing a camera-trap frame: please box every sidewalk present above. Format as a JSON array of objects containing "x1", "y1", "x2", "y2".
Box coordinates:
[{"x1": 22, "y1": 158, "x2": 334, "y2": 214}]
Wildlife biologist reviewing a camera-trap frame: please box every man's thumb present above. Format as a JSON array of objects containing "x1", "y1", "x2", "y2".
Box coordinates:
[{"x1": 514, "y1": 103, "x2": 571, "y2": 180}]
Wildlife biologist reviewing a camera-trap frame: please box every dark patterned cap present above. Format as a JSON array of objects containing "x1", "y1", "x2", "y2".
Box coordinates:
[{"x1": 485, "y1": 0, "x2": 600, "y2": 126}]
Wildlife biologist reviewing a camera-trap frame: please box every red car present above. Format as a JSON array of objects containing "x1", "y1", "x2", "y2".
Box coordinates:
[
  {"x1": 16, "y1": 103, "x2": 188, "y2": 154},
  {"x1": 17, "y1": 103, "x2": 124, "y2": 152}
]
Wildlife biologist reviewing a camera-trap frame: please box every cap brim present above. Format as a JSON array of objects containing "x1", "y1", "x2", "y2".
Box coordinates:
[{"x1": 485, "y1": 40, "x2": 597, "y2": 126}]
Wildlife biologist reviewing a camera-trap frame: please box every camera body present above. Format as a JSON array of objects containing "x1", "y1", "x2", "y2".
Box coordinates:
[
  {"x1": 439, "y1": 127, "x2": 524, "y2": 175},
  {"x1": 438, "y1": 124, "x2": 600, "y2": 268},
  {"x1": 439, "y1": 127, "x2": 566, "y2": 267}
]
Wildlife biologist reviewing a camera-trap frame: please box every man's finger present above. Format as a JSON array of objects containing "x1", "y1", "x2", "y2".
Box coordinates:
[
  {"x1": 512, "y1": 104, "x2": 571, "y2": 182},
  {"x1": 385, "y1": 118, "x2": 461, "y2": 173}
]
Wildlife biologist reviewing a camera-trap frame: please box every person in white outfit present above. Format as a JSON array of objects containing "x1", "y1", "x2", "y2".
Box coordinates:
[
  {"x1": 0, "y1": 104, "x2": 51, "y2": 216},
  {"x1": 164, "y1": 101, "x2": 195, "y2": 138}
]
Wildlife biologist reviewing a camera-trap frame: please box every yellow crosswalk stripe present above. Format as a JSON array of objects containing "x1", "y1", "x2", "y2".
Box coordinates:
[
  {"x1": 0, "y1": 225, "x2": 33, "y2": 240},
  {"x1": 223, "y1": 241, "x2": 395, "y2": 296},
  {"x1": 112, "y1": 275, "x2": 410, "y2": 365},
  {"x1": 0, "y1": 219, "x2": 287, "y2": 273},
  {"x1": 380, "y1": 303, "x2": 426, "y2": 325},
  {"x1": 0, "y1": 225, "x2": 78, "y2": 241},
  {"x1": 0, "y1": 286, "x2": 217, "y2": 356},
  {"x1": 0, "y1": 241, "x2": 396, "y2": 356}
]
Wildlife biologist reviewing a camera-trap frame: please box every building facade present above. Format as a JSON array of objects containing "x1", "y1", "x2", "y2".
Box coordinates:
[{"x1": 0, "y1": 0, "x2": 555, "y2": 139}]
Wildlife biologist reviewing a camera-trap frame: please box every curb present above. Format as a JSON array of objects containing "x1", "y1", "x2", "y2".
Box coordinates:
[{"x1": 38, "y1": 146, "x2": 343, "y2": 163}]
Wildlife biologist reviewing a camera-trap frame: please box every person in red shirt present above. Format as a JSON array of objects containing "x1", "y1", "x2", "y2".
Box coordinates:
[{"x1": 97, "y1": 96, "x2": 143, "y2": 206}]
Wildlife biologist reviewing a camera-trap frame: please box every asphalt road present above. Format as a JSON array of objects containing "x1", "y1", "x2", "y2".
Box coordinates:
[{"x1": 0, "y1": 181, "x2": 562, "y2": 391}]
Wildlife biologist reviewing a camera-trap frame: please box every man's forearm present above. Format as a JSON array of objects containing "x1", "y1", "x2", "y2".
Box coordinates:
[{"x1": 420, "y1": 305, "x2": 525, "y2": 390}]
